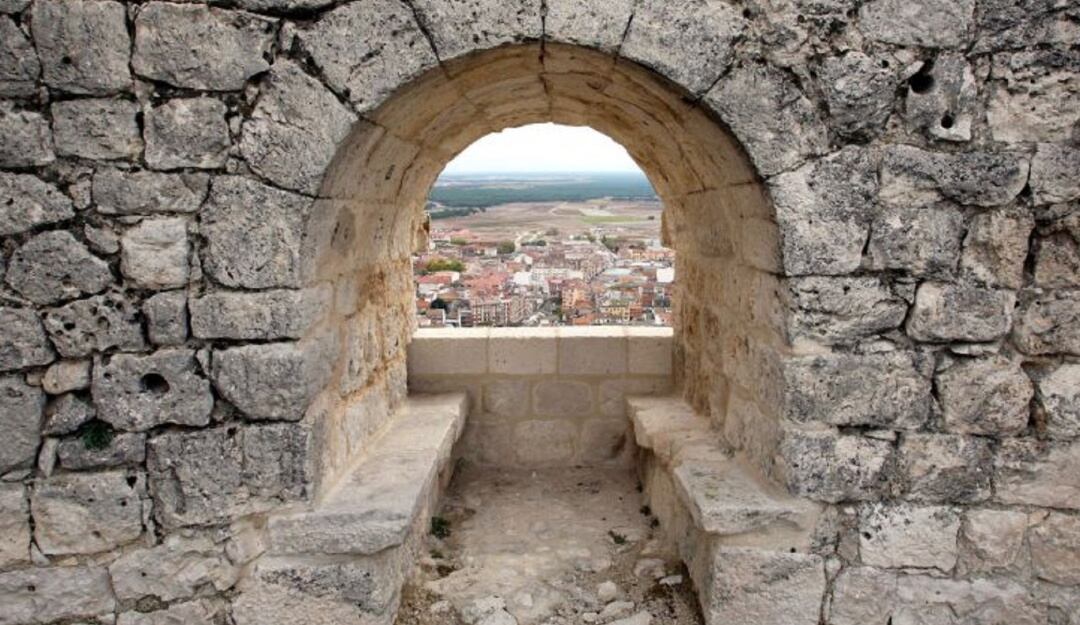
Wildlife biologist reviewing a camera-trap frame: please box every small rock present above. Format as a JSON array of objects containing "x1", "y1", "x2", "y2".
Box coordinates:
[
  {"x1": 42, "y1": 360, "x2": 91, "y2": 394},
  {"x1": 659, "y1": 575, "x2": 683, "y2": 586},
  {"x1": 597, "y1": 581, "x2": 619, "y2": 603},
  {"x1": 461, "y1": 596, "x2": 507, "y2": 625},
  {"x1": 633, "y1": 558, "x2": 666, "y2": 579},
  {"x1": 600, "y1": 601, "x2": 636, "y2": 621},
  {"x1": 430, "y1": 600, "x2": 452, "y2": 614},
  {"x1": 42, "y1": 393, "x2": 94, "y2": 436},
  {"x1": 609, "y1": 612, "x2": 652, "y2": 625}
]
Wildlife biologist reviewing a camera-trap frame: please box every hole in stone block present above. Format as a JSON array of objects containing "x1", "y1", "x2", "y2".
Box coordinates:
[{"x1": 139, "y1": 373, "x2": 170, "y2": 395}]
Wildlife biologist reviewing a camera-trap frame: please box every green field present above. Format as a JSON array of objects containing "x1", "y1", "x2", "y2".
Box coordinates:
[
  {"x1": 428, "y1": 172, "x2": 658, "y2": 208},
  {"x1": 581, "y1": 215, "x2": 649, "y2": 224}
]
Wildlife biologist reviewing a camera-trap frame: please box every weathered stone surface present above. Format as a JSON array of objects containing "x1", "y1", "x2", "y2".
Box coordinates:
[
  {"x1": 31, "y1": 470, "x2": 145, "y2": 555},
  {"x1": 1034, "y1": 233, "x2": 1080, "y2": 288},
  {"x1": 904, "y1": 53, "x2": 977, "y2": 142},
  {"x1": 829, "y1": 567, "x2": 898, "y2": 625},
  {"x1": 938, "y1": 357, "x2": 1033, "y2": 436},
  {"x1": 900, "y1": 433, "x2": 993, "y2": 503},
  {"x1": 868, "y1": 205, "x2": 964, "y2": 277},
  {"x1": 784, "y1": 277, "x2": 907, "y2": 344},
  {"x1": 240, "y1": 60, "x2": 356, "y2": 194},
  {"x1": 0, "y1": 375, "x2": 43, "y2": 474},
  {"x1": 93, "y1": 349, "x2": 213, "y2": 432},
  {"x1": 705, "y1": 548, "x2": 825, "y2": 625},
  {"x1": 779, "y1": 430, "x2": 894, "y2": 502},
  {"x1": 1030, "y1": 512, "x2": 1080, "y2": 585},
  {"x1": 57, "y1": 431, "x2": 145, "y2": 470},
  {"x1": 906, "y1": 282, "x2": 1014, "y2": 342},
  {"x1": 959, "y1": 508, "x2": 1027, "y2": 573},
  {"x1": 93, "y1": 168, "x2": 209, "y2": 215},
  {"x1": 190, "y1": 287, "x2": 331, "y2": 340},
  {"x1": 621, "y1": 0, "x2": 746, "y2": 96},
  {"x1": 819, "y1": 51, "x2": 898, "y2": 139},
  {"x1": 201, "y1": 175, "x2": 317, "y2": 289},
  {"x1": 118, "y1": 600, "x2": 222, "y2": 625},
  {"x1": 959, "y1": 208, "x2": 1034, "y2": 289},
  {"x1": 1035, "y1": 364, "x2": 1080, "y2": 439},
  {"x1": 0, "y1": 483, "x2": 29, "y2": 567},
  {"x1": 42, "y1": 359, "x2": 90, "y2": 394},
  {"x1": 42, "y1": 393, "x2": 94, "y2": 436},
  {"x1": 52, "y1": 98, "x2": 142, "y2": 160},
  {"x1": 0, "y1": 107, "x2": 54, "y2": 167},
  {"x1": 988, "y1": 50, "x2": 1080, "y2": 143},
  {"x1": 6, "y1": 231, "x2": 112, "y2": 305},
  {"x1": 410, "y1": 0, "x2": 541, "y2": 61},
  {"x1": 860, "y1": 0, "x2": 975, "y2": 48},
  {"x1": 120, "y1": 217, "x2": 191, "y2": 289},
  {"x1": 299, "y1": 0, "x2": 438, "y2": 112},
  {"x1": 43, "y1": 291, "x2": 147, "y2": 358},
  {"x1": 881, "y1": 145, "x2": 1029, "y2": 208},
  {"x1": 782, "y1": 352, "x2": 929, "y2": 429},
  {"x1": 860, "y1": 503, "x2": 960, "y2": 571},
  {"x1": 1030, "y1": 143, "x2": 1080, "y2": 205},
  {"x1": 545, "y1": 0, "x2": 633, "y2": 50},
  {"x1": 995, "y1": 439, "x2": 1080, "y2": 508},
  {"x1": 144, "y1": 290, "x2": 188, "y2": 346},
  {"x1": 147, "y1": 423, "x2": 310, "y2": 528},
  {"x1": 212, "y1": 336, "x2": 336, "y2": 421},
  {"x1": 1013, "y1": 291, "x2": 1080, "y2": 355},
  {"x1": 0, "y1": 565, "x2": 115, "y2": 625},
  {"x1": 30, "y1": 0, "x2": 131, "y2": 94},
  {"x1": 0, "y1": 173, "x2": 74, "y2": 236},
  {"x1": 133, "y1": 2, "x2": 275, "y2": 91},
  {"x1": 145, "y1": 97, "x2": 231, "y2": 170},
  {"x1": 109, "y1": 534, "x2": 239, "y2": 601},
  {"x1": 0, "y1": 306, "x2": 55, "y2": 371},
  {"x1": 706, "y1": 62, "x2": 829, "y2": 177},
  {"x1": 0, "y1": 16, "x2": 39, "y2": 96}
]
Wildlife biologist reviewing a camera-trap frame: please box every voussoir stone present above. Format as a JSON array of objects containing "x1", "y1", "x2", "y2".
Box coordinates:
[
  {"x1": 906, "y1": 282, "x2": 1014, "y2": 342},
  {"x1": 868, "y1": 204, "x2": 964, "y2": 277},
  {"x1": 1035, "y1": 363, "x2": 1080, "y2": 439},
  {"x1": 859, "y1": 0, "x2": 975, "y2": 48},
  {"x1": 190, "y1": 286, "x2": 332, "y2": 340},
  {"x1": 0, "y1": 172, "x2": 73, "y2": 236},
  {"x1": 544, "y1": 0, "x2": 634, "y2": 50},
  {"x1": 881, "y1": 145, "x2": 1029, "y2": 208},
  {"x1": 938, "y1": 357, "x2": 1033, "y2": 436},
  {"x1": 298, "y1": 0, "x2": 438, "y2": 113},
  {"x1": 52, "y1": 98, "x2": 142, "y2": 160},
  {"x1": 0, "y1": 483, "x2": 29, "y2": 568},
  {"x1": 818, "y1": 51, "x2": 899, "y2": 139},
  {"x1": 212, "y1": 336, "x2": 337, "y2": 421},
  {"x1": 959, "y1": 208, "x2": 1034, "y2": 289},
  {"x1": 43, "y1": 291, "x2": 147, "y2": 358},
  {"x1": 30, "y1": 0, "x2": 131, "y2": 94},
  {"x1": 93, "y1": 349, "x2": 213, "y2": 431},
  {"x1": 0, "y1": 107, "x2": 54, "y2": 167},
  {"x1": 0, "y1": 565, "x2": 115, "y2": 625},
  {"x1": 109, "y1": 534, "x2": 239, "y2": 602},
  {"x1": 1012, "y1": 290, "x2": 1080, "y2": 356},
  {"x1": 0, "y1": 375, "x2": 43, "y2": 474},
  {"x1": 93, "y1": 168, "x2": 209, "y2": 215},
  {"x1": 240, "y1": 59, "x2": 356, "y2": 194},
  {"x1": 900, "y1": 433, "x2": 993, "y2": 503},
  {"x1": 121, "y1": 217, "x2": 191, "y2": 289},
  {"x1": 145, "y1": 97, "x2": 231, "y2": 170},
  {"x1": 6, "y1": 231, "x2": 112, "y2": 305},
  {"x1": 410, "y1": 0, "x2": 542, "y2": 62},
  {"x1": 0, "y1": 306, "x2": 55, "y2": 371},
  {"x1": 994, "y1": 439, "x2": 1080, "y2": 509},
  {"x1": 859, "y1": 502, "x2": 961, "y2": 571},
  {"x1": 0, "y1": 16, "x2": 39, "y2": 97},
  {"x1": 779, "y1": 429, "x2": 895, "y2": 502},
  {"x1": 134, "y1": 2, "x2": 275, "y2": 91},
  {"x1": 31, "y1": 470, "x2": 145, "y2": 555}
]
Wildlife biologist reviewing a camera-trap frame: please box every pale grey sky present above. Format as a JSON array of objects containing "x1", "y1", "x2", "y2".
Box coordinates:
[{"x1": 441, "y1": 123, "x2": 642, "y2": 174}]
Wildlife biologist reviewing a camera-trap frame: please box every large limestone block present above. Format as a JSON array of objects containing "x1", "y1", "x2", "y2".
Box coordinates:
[
  {"x1": 818, "y1": 51, "x2": 899, "y2": 139},
  {"x1": 704, "y1": 548, "x2": 825, "y2": 625},
  {"x1": 0, "y1": 565, "x2": 115, "y2": 625},
  {"x1": 298, "y1": 0, "x2": 438, "y2": 113},
  {"x1": 778, "y1": 430, "x2": 894, "y2": 502},
  {"x1": 545, "y1": 0, "x2": 633, "y2": 50},
  {"x1": 0, "y1": 483, "x2": 29, "y2": 567},
  {"x1": 52, "y1": 98, "x2": 142, "y2": 160},
  {"x1": 859, "y1": 503, "x2": 960, "y2": 571},
  {"x1": 30, "y1": 0, "x2": 131, "y2": 94},
  {"x1": 0, "y1": 16, "x2": 39, "y2": 97},
  {"x1": 906, "y1": 282, "x2": 1014, "y2": 342},
  {"x1": 558, "y1": 327, "x2": 627, "y2": 375},
  {"x1": 0, "y1": 107, "x2": 53, "y2": 167},
  {"x1": 233, "y1": 575, "x2": 386, "y2": 625},
  {"x1": 488, "y1": 328, "x2": 557, "y2": 375},
  {"x1": 1034, "y1": 363, "x2": 1080, "y2": 439},
  {"x1": 5, "y1": 231, "x2": 112, "y2": 305},
  {"x1": 240, "y1": 60, "x2": 356, "y2": 194},
  {"x1": 959, "y1": 508, "x2": 1027, "y2": 574},
  {"x1": 212, "y1": 336, "x2": 336, "y2": 421},
  {"x1": 784, "y1": 276, "x2": 907, "y2": 344},
  {"x1": 121, "y1": 217, "x2": 191, "y2": 289},
  {"x1": 880, "y1": 145, "x2": 1029, "y2": 208},
  {"x1": 1013, "y1": 290, "x2": 1080, "y2": 355},
  {"x1": 93, "y1": 168, "x2": 209, "y2": 215},
  {"x1": 43, "y1": 291, "x2": 147, "y2": 357},
  {"x1": 133, "y1": 2, "x2": 275, "y2": 90},
  {"x1": 147, "y1": 423, "x2": 310, "y2": 528},
  {"x1": 109, "y1": 534, "x2": 239, "y2": 602},
  {"x1": 410, "y1": 0, "x2": 541, "y2": 61},
  {"x1": 0, "y1": 172, "x2": 74, "y2": 236},
  {"x1": 93, "y1": 349, "x2": 213, "y2": 431},
  {"x1": 190, "y1": 287, "x2": 331, "y2": 340},
  {"x1": 767, "y1": 147, "x2": 875, "y2": 275},
  {"x1": 900, "y1": 433, "x2": 993, "y2": 503},
  {"x1": 0, "y1": 375, "x2": 43, "y2": 474},
  {"x1": 959, "y1": 208, "x2": 1033, "y2": 289},
  {"x1": 994, "y1": 439, "x2": 1080, "y2": 509},
  {"x1": 1029, "y1": 512, "x2": 1080, "y2": 585},
  {"x1": 867, "y1": 204, "x2": 964, "y2": 277},
  {"x1": 937, "y1": 357, "x2": 1033, "y2": 436},
  {"x1": 0, "y1": 306, "x2": 55, "y2": 371},
  {"x1": 782, "y1": 352, "x2": 930, "y2": 430},
  {"x1": 31, "y1": 470, "x2": 145, "y2": 555},
  {"x1": 145, "y1": 97, "x2": 231, "y2": 170}
]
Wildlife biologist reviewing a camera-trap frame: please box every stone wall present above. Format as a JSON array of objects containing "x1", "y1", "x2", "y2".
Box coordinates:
[
  {"x1": 408, "y1": 327, "x2": 672, "y2": 467},
  {"x1": 0, "y1": 0, "x2": 1078, "y2": 623}
]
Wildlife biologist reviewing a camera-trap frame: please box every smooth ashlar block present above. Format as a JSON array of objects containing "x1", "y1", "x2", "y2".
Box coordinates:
[{"x1": 557, "y1": 327, "x2": 628, "y2": 375}]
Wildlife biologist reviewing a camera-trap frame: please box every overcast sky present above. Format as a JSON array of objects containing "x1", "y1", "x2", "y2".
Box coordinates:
[{"x1": 441, "y1": 123, "x2": 642, "y2": 174}]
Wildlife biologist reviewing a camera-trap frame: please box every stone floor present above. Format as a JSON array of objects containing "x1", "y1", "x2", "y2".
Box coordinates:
[{"x1": 395, "y1": 465, "x2": 704, "y2": 625}]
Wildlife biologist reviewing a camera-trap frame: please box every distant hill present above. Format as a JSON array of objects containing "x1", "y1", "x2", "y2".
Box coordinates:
[{"x1": 428, "y1": 172, "x2": 658, "y2": 209}]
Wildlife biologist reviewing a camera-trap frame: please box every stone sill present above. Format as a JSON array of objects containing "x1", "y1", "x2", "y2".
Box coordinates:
[{"x1": 408, "y1": 326, "x2": 673, "y2": 377}]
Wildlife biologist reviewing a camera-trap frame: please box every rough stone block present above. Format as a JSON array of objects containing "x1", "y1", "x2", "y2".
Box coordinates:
[
  {"x1": 133, "y1": 2, "x2": 275, "y2": 90},
  {"x1": 190, "y1": 287, "x2": 331, "y2": 340},
  {"x1": 121, "y1": 217, "x2": 191, "y2": 289},
  {"x1": 0, "y1": 483, "x2": 29, "y2": 567},
  {"x1": 784, "y1": 277, "x2": 907, "y2": 345},
  {"x1": 988, "y1": 51, "x2": 1080, "y2": 143},
  {"x1": 117, "y1": 600, "x2": 222, "y2": 625},
  {"x1": 0, "y1": 107, "x2": 53, "y2": 167},
  {"x1": 144, "y1": 290, "x2": 189, "y2": 346},
  {"x1": 93, "y1": 167, "x2": 209, "y2": 215},
  {"x1": 43, "y1": 291, "x2": 147, "y2": 357},
  {"x1": 937, "y1": 357, "x2": 1033, "y2": 436},
  {"x1": 899, "y1": 433, "x2": 993, "y2": 503},
  {"x1": 559, "y1": 327, "x2": 627, "y2": 375},
  {"x1": 0, "y1": 565, "x2": 115, "y2": 625},
  {"x1": 818, "y1": 51, "x2": 899, "y2": 139},
  {"x1": 5, "y1": 231, "x2": 112, "y2": 305},
  {"x1": 93, "y1": 349, "x2": 213, "y2": 431},
  {"x1": 959, "y1": 508, "x2": 1027, "y2": 573},
  {"x1": 1031, "y1": 143, "x2": 1080, "y2": 205},
  {"x1": 782, "y1": 352, "x2": 929, "y2": 429},
  {"x1": 1033, "y1": 232, "x2": 1080, "y2": 288},
  {"x1": 544, "y1": 0, "x2": 633, "y2": 50},
  {"x1": 108, "y1": 534, "x2": 239, "y2": 602},
  {"x1": 704, "y1": 548, "x2": 825, "y2": 625},
  {"x1": 994, "y1": 439, "x2": 1080, "y2": 509},
  {"x1": 959, "y1": 207, "x2": 1033, "y2": 289},
  {"x1": 0, "y1": 375, "x2": 43, "y2": 474},
  {"x1": 145, "y1": 97, "x2": 231, "y2": 170},
  {"x1": 859, "y1": 0, "x2": 974, "y2": 47},
  {"x1": 903, "y1": 52, "x2": 977, "y2": 142},
  {"x1": 0, "y1": 173, "x2": 74, "y2": 236},
  {"x1": 488, "y1": 328, "x2": 556, "y2": 375},
  {"x1": 881, "y1": 144, "x2": 1029, "y2": 208},
  {"x1": 1013, "y1": 290, "x2": 1080, "y2": 356},
  {"x1": 0, "y1": 306, "x2": 55, "y2": 371},
  {"x1": 410, "y1": 0, "x2": 541, "y2": 61},
  {"x1": 1029, "y1": 512, "x2": 1080, "y2": 585},
  {"x1": 31, "y1": 0, "x2": 131, "y2": 94},
  {"x1": 514, "y1": 419, "x2": 576, "y2": 465},
  {"x1": 212, "y1": 336, "x2": 336, "y2": 421},
  {"x1": 906, "y1": 282, "x2": 1014, "y2": 342},
  {"x1": 859, "y1": 503, "x2": 960, "y2": 571},
  {"x1": 57, "y1": 431, "x2": 145, "y2": 470},
  {"x1": 0, "y1": 16, "x2": 39, "y2": 97},
  {"x1": 533, "y1": 379, "x2": 593, "y2": 418},
  {"x1": 42, "y1": 359, "x2": 90, "y2": 394},
  {"x1": 52, "y1": 98, "x2": 142, "y2": 160},
  {"x1": 1034, "y1": 363, "x2": 1080, "y2": 439},
  {"x1": 779, "y1": 430, "x2": 894, "y2": 503},
  {"x1": 31, "y1": 470, "x2": 145, "y2": 555},
  {"x1": 829, "y1": 566, "x2": 897, "y2": 625},
  {"x1": 867, "y1": 204, "x2": 964, "y2": 277}
]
